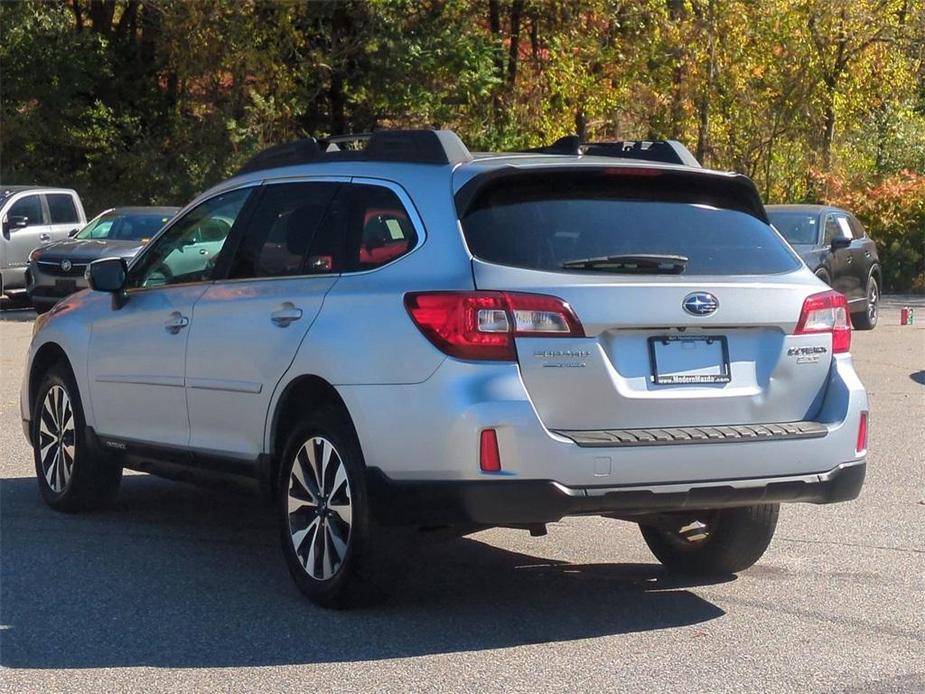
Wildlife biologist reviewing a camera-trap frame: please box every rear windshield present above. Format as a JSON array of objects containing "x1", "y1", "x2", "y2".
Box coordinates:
[
  {"x1": 767, "y1": 211, "x2": 820, "y2": 246},
  {"x1": 459, "y1": 172, "x2": 801, "y2": 276}
]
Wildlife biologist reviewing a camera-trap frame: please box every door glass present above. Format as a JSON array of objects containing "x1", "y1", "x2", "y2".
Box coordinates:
[
  {"x1": 835, "y1": 215, "x2": 853, "y2": 241},
  {"x1": 130, "y1": 188, "x2": 251, "y2": 288},
  {"x1": 226, "y1": 182, "x2": 339, "y2": 279},
  {"x1": 7, "y1": 195, "x2": 44, "y2": 228},
  {"x1": 847, "y1": 215, "x2": 866, "y2": 239},
  {"x1": 823, "y1": 215, "x2": 841, "y2": 245},
  {"x1": 46, "y1": 194, "x2": 80, "y2": 224}
]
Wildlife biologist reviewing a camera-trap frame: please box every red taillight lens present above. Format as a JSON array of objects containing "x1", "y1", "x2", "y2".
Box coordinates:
[
  {"x1": 856, "y1": 411, "x2": 868, "y2": 454},
  {"x1": 480, "y1": 429, "x2": 502, "y2": 472},
  {"x1": 794, "y1": 290, "x2": 851, "y2": 353},
  {"x1": 404, "y1": 291, "x2": 584, "y2": 361}
]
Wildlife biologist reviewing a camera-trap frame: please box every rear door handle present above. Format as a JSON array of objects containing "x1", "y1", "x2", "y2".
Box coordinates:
[
  {"x1": 271, "y1": 303, "x2": 303, "y2": 327},
  {"x1": 164, "y1": 311, "x2": 190, "y2": 334},
  {"x1": 39, "y1": 233, "x2": 51, "y2": 242}
]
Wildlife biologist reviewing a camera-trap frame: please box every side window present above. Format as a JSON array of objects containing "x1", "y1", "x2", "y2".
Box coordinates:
[
  {"x1": 130, "y1": 188, "x2": 251, "y2": 289},
  {"x1": 835, "y1": 214, "x2": 853, "y2": 241},
  {"x1": 315, "y1": 184, "x2": 418, "y2": 272},
  {"x1": 226, "y1": 182, "x2": 339, "y2": 279},
  {"x1": 7, "y1": 195, "x2": 45, "y2": 227},
  {"x1": 823, "y1": 215, "x2": 841, "y2": 246},
  {"x1": 46, "y1": 194, "x2": 79, "y2": 224},
  {"x1": 847, "y1": 215, "x2": 866, "y2": 239}
]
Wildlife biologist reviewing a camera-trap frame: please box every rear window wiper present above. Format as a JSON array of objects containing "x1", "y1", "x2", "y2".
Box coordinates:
[{"x1": 561, "y1": 254, "x2": 688, "y2": 274}]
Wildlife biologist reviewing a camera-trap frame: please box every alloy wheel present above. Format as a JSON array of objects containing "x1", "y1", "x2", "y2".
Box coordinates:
[
  {"x1": 37, "y1": 385, "x2": 75, "y2": 493},
  {"x1": 868, "y1": 280, "x2": 879, "y2": 323},
  {"x1": 287, "y1": 436, "x2": 353, "y2": 581}
]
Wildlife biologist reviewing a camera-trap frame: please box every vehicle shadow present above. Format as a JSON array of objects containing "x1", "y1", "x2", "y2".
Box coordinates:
[
  {"x1": 910, "y1": 370, "x2": 925, "y2": 386},
  {"x1": 0, "y1": 475, "x2": 729, "y2": 669}
]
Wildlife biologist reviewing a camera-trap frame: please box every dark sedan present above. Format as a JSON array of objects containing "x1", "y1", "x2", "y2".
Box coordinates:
[
  {"x1": 26, "y1": 206, "x2": 178, "y2": 312},
  {"x1": 767, "y1": 204, "x2": 881, "y2": 330}
]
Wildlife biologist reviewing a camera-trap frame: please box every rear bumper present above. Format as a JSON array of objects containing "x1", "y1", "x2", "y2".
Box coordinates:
[{"x1": 367, "y1": 460, "x2": 866, "y2": 526}]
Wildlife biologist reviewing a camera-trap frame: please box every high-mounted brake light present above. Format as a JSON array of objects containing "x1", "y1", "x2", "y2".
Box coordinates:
[
  {"x1": 404, "y1": 291, "x2": 584, "y2": 361},
  {"x1": 794, "y1": 290, "x2": 851, "y2": 353}
]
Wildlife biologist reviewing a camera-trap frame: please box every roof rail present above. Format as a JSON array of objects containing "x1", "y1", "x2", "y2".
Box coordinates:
[
  {"x1": 525, "y1": 135, "x2": 701, "y2": 167},
  {"x1": 236, "y1": 129, "x2": 472, "y2": 176}
]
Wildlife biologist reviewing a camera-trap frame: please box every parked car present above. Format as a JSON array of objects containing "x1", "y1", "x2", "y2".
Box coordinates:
[
  {"x1": 766, "y1": 204, "x2": 881, "y2": 330},
  {"x1": 0, "y1": 186, "x2": 85, "y2": 297},
  {"x1": 26, "y1": 207, "x2": 179, "y2": 313},
  {"x1": 21, "y1": 131, "x2": 868, "y2": 608}
]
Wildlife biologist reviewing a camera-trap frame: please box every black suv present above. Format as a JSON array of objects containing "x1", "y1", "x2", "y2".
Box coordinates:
[{"x1": 767, "y1": 205, "x2": 881, "y2": 329}]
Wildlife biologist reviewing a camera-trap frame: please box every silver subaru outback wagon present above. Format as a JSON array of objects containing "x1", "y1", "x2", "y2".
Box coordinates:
[{"x1": 21, "y1": 130, "x2": 868, "y2": 607}]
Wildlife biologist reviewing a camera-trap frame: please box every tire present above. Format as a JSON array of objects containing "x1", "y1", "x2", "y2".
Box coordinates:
[
  {"x1": 32, "y1": 364, "x2": 122, "y2": 512},
  {"x1": 851, "y1": 274, "x2": 879, "y2": 330},
  {"x1": 639, "y1": 504, "x2": 779, "y2": 575},
  {"x1": 32, "y1": 302, "x2": 51, "y2": 315},
  {"x1": 277, "y1": 404, "x2": 374, "y2": 608}
]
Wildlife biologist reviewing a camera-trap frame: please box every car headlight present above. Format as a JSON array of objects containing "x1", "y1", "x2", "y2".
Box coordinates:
[{"x1": 29, "y1": 247, "x2": 42, "y2": 263}]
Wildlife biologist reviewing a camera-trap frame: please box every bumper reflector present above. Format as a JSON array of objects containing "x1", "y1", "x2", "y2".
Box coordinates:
[
  {"x1": 856, "y1": 411, "x2": 868, "y2": 454},
  {"x1": 480, "y1": 429, "x2": 501, "y2": 472}
]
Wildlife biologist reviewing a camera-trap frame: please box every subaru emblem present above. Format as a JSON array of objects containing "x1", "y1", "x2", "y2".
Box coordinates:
[
  {"x1": 682, "y1": 292, "x2": 719, "y2": 316},
  {"x1": 60, "y1": 259, "x2": 72, "y2": 272}
]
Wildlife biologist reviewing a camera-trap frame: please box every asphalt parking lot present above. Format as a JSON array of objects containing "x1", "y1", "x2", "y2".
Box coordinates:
[{"x1": 1, "y1": 295, "x2": 923, "y2": 693}]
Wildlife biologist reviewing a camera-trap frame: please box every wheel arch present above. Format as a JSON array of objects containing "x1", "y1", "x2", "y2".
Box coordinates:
[
  {"x1": 262, "y1": 374, "x2": 360, "y2": 497},
  {"x1": 28, "y1": 341, "x2": 74, "y2": 419}
]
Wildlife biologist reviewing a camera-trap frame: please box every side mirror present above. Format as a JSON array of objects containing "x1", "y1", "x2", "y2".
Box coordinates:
[
  {"x1": 68, "y1": 227, "x2": 80, "y2": 238},
  {"x1": 87, "y1": 257, "x2": 127, "y2": 293},
  {"x1": 9, "y1": 215, "x2": 29, "y2": 230},
  {"x1": 2, "y1": 215, "x2": 28, "y2": 238},
  {"x1": 830, "y1": 236, "x2": 851, "y2": 251}
]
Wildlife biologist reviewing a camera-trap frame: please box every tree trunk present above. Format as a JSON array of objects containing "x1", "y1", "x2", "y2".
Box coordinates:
[
  {"x1": 507, "y1": 0, "x2": 524, "y2": 87},
  {"x1": 695, "y1": 0, "x2": 715, "y2": 165}
]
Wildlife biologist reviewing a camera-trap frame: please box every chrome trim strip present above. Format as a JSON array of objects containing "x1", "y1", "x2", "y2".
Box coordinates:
[
  {"x1": 94, "y1": 374, "x2": 185, "y2": 388},
  {"x1": 556, "y1": 421, "x2": 828, "y2": 447},
  {"x1": 186, "y1": 377, "x2": 263, "y2": 394}
]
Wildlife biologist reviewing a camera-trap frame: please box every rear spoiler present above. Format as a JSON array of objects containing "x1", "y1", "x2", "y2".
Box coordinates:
[{"x1": 455, "y1": 166, "x2": 770, "y2": 223}]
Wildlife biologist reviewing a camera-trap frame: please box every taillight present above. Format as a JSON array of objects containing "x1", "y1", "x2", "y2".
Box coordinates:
[
  {"x1": 794, "y1": 290, "x2": 851, "y2": 353},
  {"x1": 856, "y1": 411, "x2": 868, "y2": 454},
  {"x1": 404, "y1": 291, "x2": 584, "y2": 361}
]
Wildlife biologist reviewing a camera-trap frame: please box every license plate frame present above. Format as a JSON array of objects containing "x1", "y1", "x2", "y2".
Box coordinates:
[
  {"x1": 54, "y1": 278, "x2": 77, "y2": 294},
  {"x1": 647, "y1": 335, "x2": 731, "y2": 385}
]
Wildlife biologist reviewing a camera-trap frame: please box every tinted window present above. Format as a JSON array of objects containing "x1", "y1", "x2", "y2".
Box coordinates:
[
  {"x1": 130, "y1": 189, "x2": 251, "y2": 288},
  {"x1": 46, "y1": 193, "x2": 79, "y2": 224},
  {"x1": 77, "y1": 212, "x2": 174, "y2": 241},
  {"x1": 306, "y1": 184, "x2": 419, "y2": 273},
  {"x1": 767, "y1": 212, "x2": 819, "y2": 245},
  {"x1": 7, "y1": 195, "x2": 44, "y2": 226},
  {"x1": 847, "y1": 215, "x2": 866, "y2": 239},
  {"x1": 227, "y1": 182, "x2": 338, "y2": 279},
  {"x1": 461, "y1": 173, "x2": 801, "y2": 276},
  {"x1": 824, "y1": 214, "x2": 852, "y2": 245}
]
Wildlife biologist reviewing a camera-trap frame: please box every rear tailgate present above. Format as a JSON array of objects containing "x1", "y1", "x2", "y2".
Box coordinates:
[
  {"x1": 459, "y1": 166, "x2": 832, "y2": 432},
  {"x1": 472, "y1": 262, "x2": 830, "y2": 430}
]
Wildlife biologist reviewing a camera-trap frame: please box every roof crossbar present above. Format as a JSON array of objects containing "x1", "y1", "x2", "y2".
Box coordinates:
[
  {"x1": 236, "y1": 129, "x2": 472, "y2": 176},
  {"x1": 525, "y1": 135, "x2": 701, "y2": 167}
]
